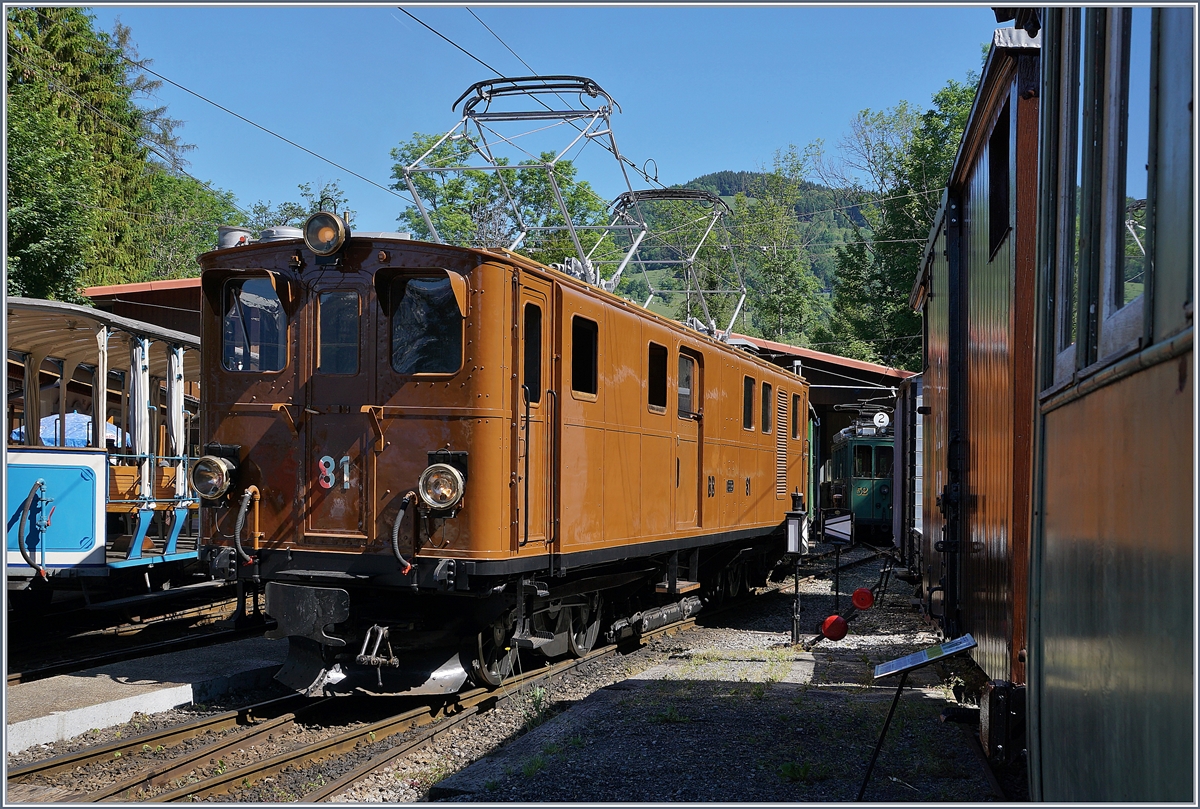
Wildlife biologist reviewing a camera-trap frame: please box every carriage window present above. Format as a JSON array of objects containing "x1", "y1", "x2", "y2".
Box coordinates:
[
  {"x1": 317, "y1": 291, "x2": 359, "y2": 375},
  {"x1": 875, "y1": 445, "x2": 894, "y2": 479},
  {"x1": 523, "y1": 303, "x2": 542, "y2": 404},
  {"x1": 571, "y1": 316, "x2": 598, "y2": 395},
  {"x1": 678, "y1": 354, "x2": 695, "y2": 416},
  {"x1": 743, "y1": 376, "x2": 755, "y2": 430},
  {"x1": 791, "y1": 393, "x2": 801, "y2": 439},
  {"x1": 989, "y1": 100, "x2": 1011, "y2": 256},
  {"x1": 648, "y1": 343, "x2": 667, "y2": 410},
  {"x1": 1117, "y1": 7, "x2": 1151, "y2": 309},
  {"x1": 761, "y1": 382, "x2": 773, "y2": 433},
  {"x1": 854, "y1": 445, "x2": 873, "y2": 478},
  {"x1": 222, "y1": 277, "x2": 287, "y2": 372},
  {"x1": 390, "y1": 276, "x2": 463, "y2": 374}
]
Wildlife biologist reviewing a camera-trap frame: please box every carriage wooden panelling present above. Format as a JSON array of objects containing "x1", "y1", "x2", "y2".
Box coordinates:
[
  {"x1": 1026, "y1": 8, "x2": 1193, "y2": 801},
  {"x1": 909, "y1": 27, "x2": 1039, "y2": 686}
]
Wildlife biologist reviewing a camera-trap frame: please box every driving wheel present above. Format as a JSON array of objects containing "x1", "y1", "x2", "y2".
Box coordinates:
[
  {"x1": 568, "y1": 594, "x2": 602, "y2": 658},
  {"x1": 471, "y1": 619, "x2": 517, "y2": 687}
]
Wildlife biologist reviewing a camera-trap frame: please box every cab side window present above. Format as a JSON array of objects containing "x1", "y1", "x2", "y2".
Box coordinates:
[
  {"x1": 648, "y1": 342, "x2": 667, "y2": 411},
  {"x1": 571, "y1": 316, "x2": 598, "y2": 395},
  {"x1": 523, "y1": 303, "x2": 542, "y2": 403}
]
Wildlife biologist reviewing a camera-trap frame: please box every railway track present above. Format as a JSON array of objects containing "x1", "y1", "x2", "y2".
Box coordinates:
[
  {"x1": 6, "y1": 590, "x2": 266, "y2": 685},
  {"x1": 5, "y1": 591, "x2": 748, "y2": 803},
  {"x1": 6, "y1": 622, "x2": 273, "y2": 687},
  {"x1": 8, "y1": 546, "x2": 894, "y2": 803}
]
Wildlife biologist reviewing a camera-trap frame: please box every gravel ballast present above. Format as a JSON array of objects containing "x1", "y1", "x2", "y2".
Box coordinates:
[{"x1": 331, "y1": 547, "x2": 1013, "y2": 803}]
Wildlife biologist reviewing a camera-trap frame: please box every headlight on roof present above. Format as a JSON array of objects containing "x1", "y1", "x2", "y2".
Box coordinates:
[
  {"x1": 418, "y1": 463, "x2": 465, "y2": 511},
  {"x1": 190, "y1": 455, "x2": 237, "y2": 500},
  {"x1": 303, "y1": 211, "x2": 349, "y2": 256}
]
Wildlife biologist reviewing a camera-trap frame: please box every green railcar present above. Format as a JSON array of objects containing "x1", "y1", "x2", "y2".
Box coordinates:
[{"x1": 826, "y1": 419, "x2": 894, "y2": 544}]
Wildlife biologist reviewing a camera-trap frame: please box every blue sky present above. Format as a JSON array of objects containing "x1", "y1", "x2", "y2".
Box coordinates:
[{"x1": 87, "y1": 5, "x2": 1001, "y2": 233}]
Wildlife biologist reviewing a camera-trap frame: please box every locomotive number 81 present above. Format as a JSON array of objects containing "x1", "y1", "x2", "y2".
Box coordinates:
[{"x1": 195, "y1": 211, "x2": 810, "y2": 696}]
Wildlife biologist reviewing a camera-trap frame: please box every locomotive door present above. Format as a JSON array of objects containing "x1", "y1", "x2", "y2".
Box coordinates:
[
  {"x1": 515, "y1": 277, "x2": 553, "y2": 548},
  {"x1": 675, "y1": 349, "x2": 702, "y2": 529},
  {"x1": 303, "y1": 282, "x2": 371, "y2": 545}
]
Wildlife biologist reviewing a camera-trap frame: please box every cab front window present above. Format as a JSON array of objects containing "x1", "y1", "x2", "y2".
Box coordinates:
[
  {"x1": 390, "y1": 276, "x2": 463, "y2": 374},
  {"x1": 222, "y1": 277, "x2": 287, "y2": 372},
  {"x1": 854, "y1": 445, "x2": 873, "y2": 478}
]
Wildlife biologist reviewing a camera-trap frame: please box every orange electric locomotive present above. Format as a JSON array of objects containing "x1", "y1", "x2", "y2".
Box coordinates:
[{"x1": 193, "y1": 213, "x2": 810, "y2": 696}]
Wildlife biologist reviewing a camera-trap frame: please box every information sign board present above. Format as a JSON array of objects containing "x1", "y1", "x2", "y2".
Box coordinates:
[{"x1": 873, "y1": 634, "x2": 976, "y2": 680}]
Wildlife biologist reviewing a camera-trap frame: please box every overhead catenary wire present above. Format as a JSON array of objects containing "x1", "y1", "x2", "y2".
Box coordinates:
[
  {"x1": 8, "y1": 46, "x2": 253, "y2": 220},
  {"x1": 113, "y1": 53, "x2": 418, "y2": 208}
]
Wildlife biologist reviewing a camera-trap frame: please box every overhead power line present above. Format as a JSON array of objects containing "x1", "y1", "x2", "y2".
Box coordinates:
[{"x1": 115, "y1": 54, "x2": 417, "y2": 207}]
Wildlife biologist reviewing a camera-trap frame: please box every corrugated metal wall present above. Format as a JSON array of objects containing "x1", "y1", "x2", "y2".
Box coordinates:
[{"x1": 961, "y1": 134, "x2": 1016, "y2": 683}]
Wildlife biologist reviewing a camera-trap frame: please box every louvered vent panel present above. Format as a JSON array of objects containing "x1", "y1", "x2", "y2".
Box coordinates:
[{"x1": 775, "y1": 388, "x2": 788, "y2": 495}]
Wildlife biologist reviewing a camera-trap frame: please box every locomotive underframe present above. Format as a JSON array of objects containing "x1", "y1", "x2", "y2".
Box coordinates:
[{"x1": 224, "y1": 528, "x2": 785, "y2": 696}]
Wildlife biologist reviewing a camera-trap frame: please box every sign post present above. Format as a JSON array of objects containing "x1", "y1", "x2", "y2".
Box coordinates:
[{"x1": 856, "y1": 634, "x2": 977, "y2": 801}]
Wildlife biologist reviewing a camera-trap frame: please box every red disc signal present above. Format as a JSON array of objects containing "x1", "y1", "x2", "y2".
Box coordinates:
[
  {"x1": 852, "y1": 588, "x2": 875, "y2": 610},
  {"x1": 822, "y1": 615, "x2": 848, "y2": 641}
]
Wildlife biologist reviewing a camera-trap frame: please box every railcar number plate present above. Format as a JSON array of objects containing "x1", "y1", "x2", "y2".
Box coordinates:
[{"x1": 317, "y1": 455, "x2": 352, "y2": 490}]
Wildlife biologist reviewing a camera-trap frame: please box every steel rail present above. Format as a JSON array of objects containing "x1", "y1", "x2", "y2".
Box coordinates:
[
  {"x1": 303, "y1": 616, "x2": 711, "y2": 801},
  {"x1": 7, "y1": 623, "x2": 272, "y2": 686},
  {"x1": 91, "y1": 698, "x2": 331, "y2": 802},
  {"x1": 143, "y1": 611, "x2": 702, "y2": 802},
  {"x1": 4, "y1": 694, "x2": 306, "y2": 783}
]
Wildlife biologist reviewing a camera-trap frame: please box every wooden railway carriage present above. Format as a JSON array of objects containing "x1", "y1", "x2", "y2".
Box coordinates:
[
  {"x1": 908, "y1": 10, "x2": 1193, "y2": 801},
  {"x1": 908, "y1": 25, "x2": 1041, "y2": 715},
  {"x1": 196, "y1": 217, "x2": 810, "y2": 696},
  {"x1": 1025, "y1": 7, "x2": 1192, "y2": 801}
]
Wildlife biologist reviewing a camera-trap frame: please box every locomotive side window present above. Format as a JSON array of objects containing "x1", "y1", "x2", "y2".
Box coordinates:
[
  {"x1": 317, "y1": 291, "x2": 359, "y2": 375},
  {"x1": 854, "y1": 445, "x2": 873, "y2": 478},
  {"x1": 677, "y1": 354, "x2": 694, "y2": 416},
  {"x1": 221, "y1": 277, "x2": 287, "y2": 372},
  {"x1": 761, "y1": 382, "x2": 773, "y2": 433},
  {"x1": 743, "y1": 376, "x2": 755, "y2": 430},
  {"x1": 523, "y1": 303, "x2": 542, "y2": 404},
  {"x1": 571, "y1": 316, "x2": 598, "y2": 395},
  {"x1": 390, "y1": 276, "x2": 463, "y2": 375},
  {"x1": 875, "y1": 445, "x2": 894, "y2": 479},
  {"x1": 791, "y1": 393, "x2": 801, "y2": 439},
  {"x1": 648, "y1": 343, "x2": 667, "y2": 410}
]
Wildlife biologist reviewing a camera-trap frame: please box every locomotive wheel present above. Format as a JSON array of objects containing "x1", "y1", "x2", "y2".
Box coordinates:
[
  {"x1": 567, "y1": 594, "x2": 602, "y2": 658},
  {"x1": 726, "y1": 564, "x2": 743, "y2": 599},
  {"x1": 705, "y1": 571, "x2": 727, "y2": 608},
  {"x1": 472, "y1": 620, "x2": 517, "y2": 688}
]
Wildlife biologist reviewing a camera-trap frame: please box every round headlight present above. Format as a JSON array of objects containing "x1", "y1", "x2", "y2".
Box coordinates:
[
  {"x1": 190, "y1": 455, "x2": 237, "y2": 500},
  {"x1": 303, "y1": 211, "x2": 349, "y2": 256},
  {"x1": 418, "y1": 463, "x2": 465, "y2": 511}
]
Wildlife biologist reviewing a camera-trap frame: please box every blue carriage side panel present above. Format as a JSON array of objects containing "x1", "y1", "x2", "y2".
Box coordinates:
[{"x1": 6, "y1": 447, "x2": 107, "y2": 572}]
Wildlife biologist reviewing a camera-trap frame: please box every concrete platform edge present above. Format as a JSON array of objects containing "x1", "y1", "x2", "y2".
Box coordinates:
[{"x1": 5, "y1": 664, "x2": 278, "y2": 754}]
